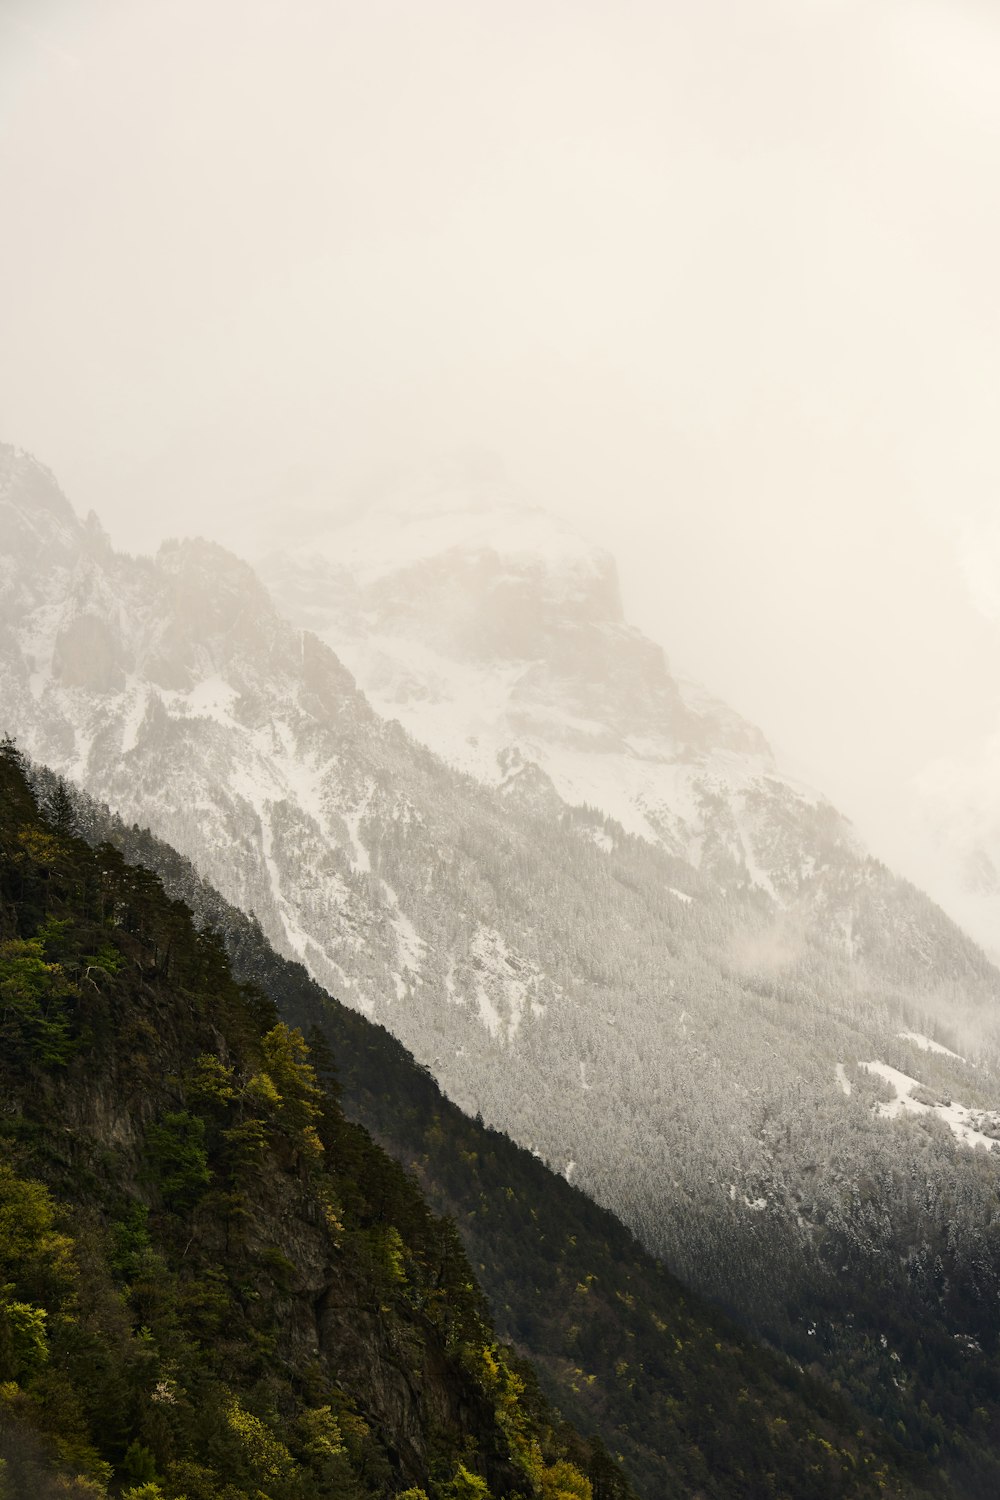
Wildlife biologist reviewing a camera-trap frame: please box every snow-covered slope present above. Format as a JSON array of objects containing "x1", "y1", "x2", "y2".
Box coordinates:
[{"x1": 259, "y1": 469, "x2": 844, "y2": 899}]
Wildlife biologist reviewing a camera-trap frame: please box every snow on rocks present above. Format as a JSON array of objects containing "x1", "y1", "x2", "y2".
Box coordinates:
[{"x1": 466, "y1": 926, "x2": 549, "y2": 1044}]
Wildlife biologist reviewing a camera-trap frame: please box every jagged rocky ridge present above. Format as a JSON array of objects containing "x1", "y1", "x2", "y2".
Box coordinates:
[{"x1": 4, "y1": 444, "x2": 1000, "y2": 1492}]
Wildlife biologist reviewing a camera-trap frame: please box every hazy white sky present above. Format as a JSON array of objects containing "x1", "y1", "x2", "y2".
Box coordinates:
[{"x1": 2, "y1": 0, "x2": 1000, "y2": 859}]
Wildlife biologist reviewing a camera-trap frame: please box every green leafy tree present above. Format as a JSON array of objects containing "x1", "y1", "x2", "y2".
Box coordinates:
[{"x1": 0, "y1": 938, "x2": 75, "y2": 1063}]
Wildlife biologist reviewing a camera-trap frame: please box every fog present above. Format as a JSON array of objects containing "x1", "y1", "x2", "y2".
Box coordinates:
[{"x1": 3, "y1": 0, "x2": 1000, "y2": 881}]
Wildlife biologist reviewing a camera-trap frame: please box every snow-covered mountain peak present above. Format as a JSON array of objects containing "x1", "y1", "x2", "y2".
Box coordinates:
[
  {"x1": 258, "y1": 470, "x2": 823, "y2": 887},
  {"x1": 340, "y1": 491, "x2": 609, "y2": 590},
  {"x1": 269, "y1": 454, "x2": 612, "y2": 587}
]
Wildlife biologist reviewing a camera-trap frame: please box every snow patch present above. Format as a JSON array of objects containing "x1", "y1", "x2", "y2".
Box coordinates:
[
  {"x1": 380, "y1": 878, "x2": 425, "y2": 983},
  {"x1": 860, "y1": 1061, "x2": 999, "y2": 1150},
  {"x1": 728, "y1": 1184, "x2": 768, "y2": 1211},
  {"x1": 341, "y1": 782, "x2": 374, "y2": 874},
  {"x1": 469, "y1": 926, "x2": 541, "y2": 1043},
  {"x1": 186, "y1": 676, "x2": 239, "y2": 726},
  {"x1": 255, "y1": 800, "x2": 319, "y2": 965},
  {"x1": 120, "y1": 684, "x2": 150, "y2": 754},
  {"x1": 476, "y1": 986, "x2": 503, "y2": 1039}
]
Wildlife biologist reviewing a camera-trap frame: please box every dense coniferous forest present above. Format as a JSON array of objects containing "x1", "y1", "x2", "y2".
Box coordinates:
[{"x1": 10, "y1": 756, "x2": 953, "y2": 1499}]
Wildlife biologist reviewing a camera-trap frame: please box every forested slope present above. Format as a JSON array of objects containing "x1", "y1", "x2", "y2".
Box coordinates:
[{"x1": 0, "y1": 740, "x2": 628, "y2": 1500}]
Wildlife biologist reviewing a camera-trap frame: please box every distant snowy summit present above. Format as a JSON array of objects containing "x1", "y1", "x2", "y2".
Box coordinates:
[
  {"x1": 271, "y1": 457, "x2": 613, "y2": 593},
  {"x1": 259, "y1": 465, "x2": 845, "y2": 891}
]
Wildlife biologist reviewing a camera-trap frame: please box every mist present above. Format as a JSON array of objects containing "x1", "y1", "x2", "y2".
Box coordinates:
[{"x1": 3, "y1": 0, "x2": 1000, "y2": 885}]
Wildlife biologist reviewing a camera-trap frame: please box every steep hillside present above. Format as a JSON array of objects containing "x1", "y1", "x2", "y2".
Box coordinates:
[
  {"x1": 0, "y1": 740, "x2": 623, "y2": 1500},
  {"x1": 17, "y1": 756, "x2": 936, "y2": 1500},
  {"x1": 62, "y1": 776, "x2": 994, "y2": 1500}
]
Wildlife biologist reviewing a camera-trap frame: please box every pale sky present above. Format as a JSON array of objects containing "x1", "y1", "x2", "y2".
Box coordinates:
[{"x1": 2, "y1": 0, "x2": 1000, "y2": 866}]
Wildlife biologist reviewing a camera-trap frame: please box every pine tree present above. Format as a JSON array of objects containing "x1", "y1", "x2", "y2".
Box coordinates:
[{"x1": 46, "y1": 779, "x2": 77, "y2": 838}]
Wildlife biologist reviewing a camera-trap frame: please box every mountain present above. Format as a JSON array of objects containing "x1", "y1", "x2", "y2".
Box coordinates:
[
  {"x1": 23, "y1": 755, "x2": 937, "y2": 1500},
  {"x1": 0, "y1": 737, "x2": 624, "y2": 1500},
  {"x1": 5, "y1": 443, "x2": 1000, "y2": 1491},
  {"x1": 257, "y1": 463, "x2": 785, "y2": 869}
]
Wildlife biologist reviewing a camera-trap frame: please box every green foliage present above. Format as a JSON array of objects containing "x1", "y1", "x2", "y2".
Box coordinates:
[
  {"x1": 221, "y1": 1394, "x2": 296, "y2": 1486},
  {"x1": 82, "y1": 943, "x2": 124, "y2": 976},
  {"x1": 0, "y1": 938, "x2": 75, "y2": 1063},
  {"x1": 258, "y1": 1023, "x2": 326, "y2": 1160},
  {"x1": 539, "y1": 1462, "x2": 592, "y2": 1500},
  {"x1": 0, "y1": 1294, "x2": 48, "y2": 1379},
  {"x1": 184, "y1": 1055, "x2": 237, "y2": 1112},
  {"x1": 122, "y1": 1438, "x2": 158, "y2": 1483},
  {"x1": 294, "y1": 1403, "x2": 353, "y2": 1490},
  {"x1": 0, "y1": 1161, "x2": 75, "y2": 1303},
  {"x1": 144, "y1": 1112, "x2": 211, "y2": 1209},
  {"x1": 107, "y1": 1204, "x2": 152, "y2": 1280},
  {"x1": 441, "y1": 1464, "x2": 491, "y2": 1500}
]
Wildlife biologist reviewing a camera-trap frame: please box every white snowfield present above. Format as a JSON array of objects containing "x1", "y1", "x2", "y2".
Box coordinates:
[
  {"x1": 313, "y1": 628, "x2": 804, "y2": 881},
  {"x1": 261, "y1": 480, "x2": 856, "y2": 913},
  {"x1": 858, "y1": 1061, "x2": 999, "y2": 1151}
]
